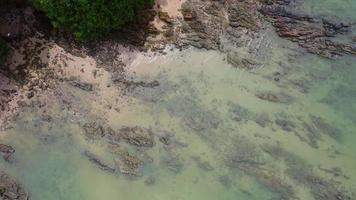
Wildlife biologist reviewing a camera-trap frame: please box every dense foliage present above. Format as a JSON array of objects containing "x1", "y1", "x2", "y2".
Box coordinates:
[
  {"x1": 33, "y1": 0, "x2": 154, "y2": 41},
  {"x1": 0, "y1": 38, "x2": 8, "y2": 64}
]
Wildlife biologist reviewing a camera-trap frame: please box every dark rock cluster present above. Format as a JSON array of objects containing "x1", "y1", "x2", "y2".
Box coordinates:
[
  {"x1": 260, "y1": 6, "x2": 356, "y2": 58},
  {"x1": 0, "y1": 171, "x2": 29, "y2": 200},
  {"x1": 178, "y1": 0, "x2": 356, "y2": 60},
  {"x1": 0, "y1": 144, "x2": 15, "y2": 161}
]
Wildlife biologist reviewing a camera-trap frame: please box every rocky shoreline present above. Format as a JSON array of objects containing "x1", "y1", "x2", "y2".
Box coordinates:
[
  {"x1": 1, "y1": 0, "x2": 355, "y2": 126},
  {"x1": 0, "y1": 0, "x2": 356, "y2": 199}
]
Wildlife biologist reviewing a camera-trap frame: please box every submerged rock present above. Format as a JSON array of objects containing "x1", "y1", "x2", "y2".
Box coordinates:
[
  {"x1": 116, "y1": 151, "x2": 143, "y2": 176},
  {"x1": 144, "y1": 176, "x2": 156, "y2": 186},
  {"x1": 227, "y1": 141, "x2": 296, "y2": 200},
  {"x1": 191, "y1": 156, "x2": 214, "y2": 171},
  {"x1": 119, "y1": 126, "x2": 155, "y2": 148},
  {"x1": 82, "y1": 122, "x2": 108, "y2": 139},
  {"x1": 225, "y1": 139, "x2": 264, "y2": 171},
  {"x1": 0, "y1": 144, "x2": 15, "y2": 161},
  {"x1": 254, "y1": 113, "x2": 272, "y2": 128},
  {"x1": 310, "y1": 115, "x2": 342, "y2": 141},
  {"x1": 83, "y1": 151, "x2": 116, "y2": 173},
  {"x1": 227, "y1": 52, "x2": 261, "y2": 70},
  {"x1": 162, "y1": 153, "x2": 184, "y2": 174},
  {"x1": 217, "y1": 175, "x2": 233, "y2": 189},
  {"x1": 158, "y1": 131, "x2": 174, "y2": 146},
  {"x1": 183, "y1": 112, "x2": 220, "y2": 133},
  {"x1": 82, "y1": 122, "x2": 121, "y2": 144},
  {"x1": 275, "y1": 119, "x2": 295, "y2": 132},
  {"x1": 0, "y1": 171, "x2": 29, "y2": 200},
  {"x1": 112, "y1": 77, "x2": 160, "y2": 92},
  {"x1": 263, "y1": 144, "x2": 354, "y2": 200},
  {"x1": 256, "y1": 91, "x2": 292, "y2": 103}
]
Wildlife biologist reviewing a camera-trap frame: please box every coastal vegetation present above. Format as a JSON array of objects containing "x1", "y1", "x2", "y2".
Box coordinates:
[{"x1": 33, "y1": 0, "x2": 154, "y2": 40}]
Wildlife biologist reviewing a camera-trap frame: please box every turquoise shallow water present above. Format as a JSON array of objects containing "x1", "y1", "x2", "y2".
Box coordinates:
[
  {"x1": 297, "y1": 0, "x2": 356, "y2": 21},
  {"x1": 1, "y1": 1, "x2": 356, "y2": 199}
]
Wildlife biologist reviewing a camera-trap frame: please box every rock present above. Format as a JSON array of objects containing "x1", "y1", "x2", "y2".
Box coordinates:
[
  {"x1": 254, "y1": 113, "x2": 272, "y2": 127},
  {"x1": 26, "y1": 91, "x2": 34, "y2": 99},
  {"x1": 179, "y1": 1, "x2": 225, "y2": 50},
  {"x1": 0, "y1": 171, "x2": 29, "y2": 200},
  {"x1": 310, "y1": 115, "x2": 341, "y2": 141},
  {"x1": 228, "y1": 103, "x2": 252, "y2": 122},
  {"x1": 227, "y1": 52, "x2": 260, "y2": 70},
  {"x1": 158, "y1": 11, "x2": 172, "y2": 24},
  {"x1": 191, "y1": 156, "x2": 214, "y2": 171},
  {"x1": 82, "y1": 122, "x2": 107, "y2": 139},
  {"x1": 112, "y1": 77, "x2": 160, "y2": 91},
  {"x1": 68, "y1": 80, "x2": 93, "y2": 92},
  {"x1": 41, "y1": 114, "x2": 52, "y2": 122},
  {"x1": 159, "y1": 135, "x2": 171, "y2": 145},
  {"x1": 260, "y1": 6, "x2": 356, "y2": 58},
  {"x1": 275, "y1": 119, "x2": 295, "y2": 132},
  {"x1": 163, "y1": 155, "x2": 184, "y2": 174},
  {"x1": 256, "y1": 91, "x2": 292, "y2": 103},
  {"x1": 116, "y1": 151, "x2": 142, "y2": 176},
  {"x1": 0, "y1": 144, "x2": 15, "y2": 161},
  {"x1": 83, "y1": 151, "x2": 116, "y2": 173},
  {"x1": 225, "y1": 140, "x2": 264, "y2": 171},
  {"x1": 218, "y1": 175, "x2": 233, "y2": 188},
  {"x1": 228, "y1": 3, "x2": 260, "y2": 31},
  {"x1": 158, "y1": 131, "x2": 174, "y2": 146},
  {"x1": 183, "y1": 13, "x2": 194, "y2": 21},
  {"x1": 144, "y1": 176, "x2": 156, "y2": 186},
  {"x1": 119, "y1": 126, "x2": 155, "y2": 147}
]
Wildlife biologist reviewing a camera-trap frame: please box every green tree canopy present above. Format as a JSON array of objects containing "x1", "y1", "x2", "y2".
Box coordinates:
[{"x1": 33, "y1": 0, "x2": 154, "y2": 41}]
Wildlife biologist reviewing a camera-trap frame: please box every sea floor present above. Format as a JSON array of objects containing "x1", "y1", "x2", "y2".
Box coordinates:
[{"x1": 1, "y1": 0, "x2": 356, "y2": 200}]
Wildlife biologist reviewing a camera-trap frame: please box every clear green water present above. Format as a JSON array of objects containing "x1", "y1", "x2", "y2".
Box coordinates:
[
  {"x1": 296, "y1": 0, "x2": 356, "y2": 21},
  {"x1": 1, "y1": 1, "x2": 356, "y2": 200}
]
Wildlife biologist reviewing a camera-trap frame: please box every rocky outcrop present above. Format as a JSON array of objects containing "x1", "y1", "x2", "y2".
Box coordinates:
[
  {"x1": 179, "y1": 0, "x2": 227, "y2": 50},
  {"x1": 260, "y1": 6, "x2": 356, "y2": 58},
  {"x1": 83, "y1": 123, "x2": 155, "y2": 148},
  {"x1": 0, "y1": 171, "x2": 29, "y2": 200},
  {"x1": 179, "y1": 0, "x2": 355, "y2": 59},
  {"x1": 82, "y1": 123, "x2": 156, "y2": 176}
]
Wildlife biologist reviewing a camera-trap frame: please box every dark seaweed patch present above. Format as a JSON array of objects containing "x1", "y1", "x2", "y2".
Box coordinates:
[
  {"x1": 262, "y1": 144, "x2": 353, "y2": 200},
  {"x1": 275, "y1": 119, "x2": 296, "y2": 132},
  {"x1": 225, "y1": 139, "x2": 264, "y2": 170},
  {"x1": 225, "y1": 139, "x2": 297, "y2": 199},
  {"x1": 310, "y1": 115, "x2": 342, "y2": 141},
  {"x1": 228, "y1": 103, "x2": 252, "y2": 122}
]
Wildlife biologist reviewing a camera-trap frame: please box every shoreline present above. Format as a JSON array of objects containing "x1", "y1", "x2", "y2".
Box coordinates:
[
  {"x1": 1, "y1": 0, "x2": 355, "y2": 135},
  {"x1": 0, "y1": 1, "x2": 355, "y2": 199}
]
